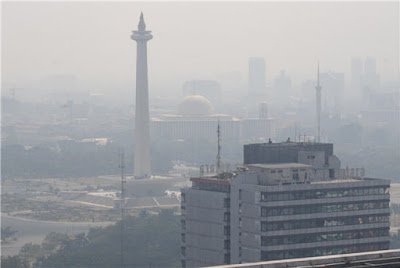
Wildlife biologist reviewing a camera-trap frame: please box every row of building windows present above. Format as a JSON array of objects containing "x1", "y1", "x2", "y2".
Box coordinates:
[
  {"x1": 261, "y1": 228, "x2": 388, "y2": 246},
  {"x1": 261, "y1": 200, "x2": 389, "y2": 217},
  {"x1": 193, "y1": 182, "x2": 231, "y2": 193},
  {"x1": 261, "y1": 242, "x2": 389, "y2": 261},
  {"x1": 152, "y1": 121, "x2": 240, "y2": 140},
  {"x1": 261, "y1": 187, "x2": 389, "y2": 202},
  {"x1": 262, "y1": 214, "x2": 390, "y2": 231}
]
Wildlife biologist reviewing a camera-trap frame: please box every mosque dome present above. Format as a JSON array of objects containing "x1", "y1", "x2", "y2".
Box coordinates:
[{"x1": 178, "y1": 95, "x2": 214, "y2": 116}]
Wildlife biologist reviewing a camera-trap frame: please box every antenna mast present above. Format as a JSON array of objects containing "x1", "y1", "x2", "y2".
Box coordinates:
[
  {"x1": 119, "y1": 149, "x2": 126, "y2": 268},
  {"x1": 316, "y1": 62, "x2": 322, "y2": 143},
  {"x1": 216, "y1": 120, "x2": 221, "y2": 174}
]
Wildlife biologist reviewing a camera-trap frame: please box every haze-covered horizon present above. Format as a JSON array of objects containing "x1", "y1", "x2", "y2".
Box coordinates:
[{"x1": 2, "y1": 1, "x2": 399, "y2": 102}]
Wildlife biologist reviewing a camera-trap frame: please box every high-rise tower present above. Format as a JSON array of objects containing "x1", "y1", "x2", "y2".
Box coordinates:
[
  {"x1": 248, "y1": 57, "x2": 266, "y2": 96},
  {"x1": 131, "y1": 13, "x2": 152, "y2": 178},
  {"x1": 315, "y1": 63, "x2": 322, "y2": 143}
]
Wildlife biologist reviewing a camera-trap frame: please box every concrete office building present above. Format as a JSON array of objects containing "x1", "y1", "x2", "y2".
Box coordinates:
[{"x1": 181, "y1": 141, "x2": 390, "y2": 267}]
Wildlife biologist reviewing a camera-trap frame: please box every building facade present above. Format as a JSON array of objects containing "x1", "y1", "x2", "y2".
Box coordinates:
[
  {"x1": 151, "y1": 95, "x2": 274, "y2": 142},
  {"x1": 181, "y1": 142, "x2": 390, "y2": 267}
]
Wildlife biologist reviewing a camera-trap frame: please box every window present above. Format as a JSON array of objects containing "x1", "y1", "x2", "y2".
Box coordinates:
[
  {"x1": 261, "y1": 236, "x2": 268, "y2": 246},
  {"x1": 261, "y1": 207, "x2": 267, "y2": 217},
  {"x1": 261, "y1": 192, "x2": 267, "y2": 201},
  {"x1": 224, "y1": 240, "x2": 230, "y2": 249},
  {"x1": 181, "y1": 233, "x2": 185, "y2": 243},
  {"x1": 224, "y1": 198, "x2": 230, "y2": 208},
  {"x1": 224, "y1": 226, "x2": 231, "y2": 236},
  {"x1": 224, "y1": 254, "x2": 230, "y2": 264},
  {"x1": 224, "y1": 212, "x2": 230, "y2": 222},
  {"x1": 261, "y1": 221, "x2": 267, "y2": 232}
]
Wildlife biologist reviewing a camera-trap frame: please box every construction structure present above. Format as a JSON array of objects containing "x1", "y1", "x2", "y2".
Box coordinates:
[{"x1": 181, "y1": 141, "x2": 390, "y2": 267}]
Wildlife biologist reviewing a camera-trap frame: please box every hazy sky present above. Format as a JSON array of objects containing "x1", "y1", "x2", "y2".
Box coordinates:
[{"x1": 2, "y1": 1, "x2": 399, "y2": 98}]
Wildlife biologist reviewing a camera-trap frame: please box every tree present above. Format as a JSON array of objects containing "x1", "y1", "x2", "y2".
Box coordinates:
[
  {"x1": 1, "y1": 226, "x2": 18, "y2": 243},
  {"x1": 39, "y1": 210, "x2": 181, "y2": 268}
]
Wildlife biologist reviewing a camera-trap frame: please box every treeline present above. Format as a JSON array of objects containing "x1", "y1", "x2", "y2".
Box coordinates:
[
  {"x1": 2, "y1": 137, "x2": 242, "y2": 179},
  {"x1": 1, "y1": 210, "x2": 181, "y2": 268}
]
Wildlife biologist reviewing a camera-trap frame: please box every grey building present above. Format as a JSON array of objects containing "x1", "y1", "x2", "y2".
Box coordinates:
[
  {"x1": 248, "y1": 57, "x2": 266, "y2": 96},
  {"x1": 181, "y1": 142, "x2": 390, "y2": 267},
  {"x1": 244, "y1": 142, "x2": 340, "y2": 180}
]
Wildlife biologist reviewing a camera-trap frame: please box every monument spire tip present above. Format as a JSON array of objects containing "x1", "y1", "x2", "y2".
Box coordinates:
[{"x1": 138, "y1": 12, "x2": 146, "y2": 31}]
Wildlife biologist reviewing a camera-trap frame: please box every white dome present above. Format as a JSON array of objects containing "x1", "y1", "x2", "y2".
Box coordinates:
[{"x1": 178, "y1": 95, "x2": 214, "y2": 116}]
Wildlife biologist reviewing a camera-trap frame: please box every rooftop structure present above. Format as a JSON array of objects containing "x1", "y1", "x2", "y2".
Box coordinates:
[
  {"x1": 243, "y1": 141, "x2": 340, "y2": 180},
  {"x1": 208, "y1": 249, "x2": 400, "y2": 268}
]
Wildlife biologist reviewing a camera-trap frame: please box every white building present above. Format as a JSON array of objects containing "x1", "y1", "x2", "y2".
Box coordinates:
[{"x1": 151, "y1": 95, "x2": 274, "y2": 142}]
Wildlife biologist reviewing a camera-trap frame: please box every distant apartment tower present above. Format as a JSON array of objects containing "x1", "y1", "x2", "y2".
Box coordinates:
[
  {"x1": 320, "y1": 71, "x2": 345, "y2": 113},
  {"x1": 351, "y1": 57, "x2": 363, "y2": 96},
  {"x1": 351, "y1": 57, "x2": 380, "y2": 102},
  {"x1": 362, "y1": 57, "x2": 380, "y2": 97},
  {"x1": 181, "y1": 141, "x2": 390, "y2": 267},
  {"x1": 248, "y1": 57, "x2": 266, "y2": 96},
  {"x1": 273, "y1": 70, "x2": 291, "y2": 100}
]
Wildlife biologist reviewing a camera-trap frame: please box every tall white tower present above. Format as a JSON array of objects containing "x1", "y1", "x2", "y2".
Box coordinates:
[
  {"x1": 131, "y1": 13, "x2": 152, "y2": 178},
  {"x1": 316, "y1": 63, "x2": 322, "y2": 143}
]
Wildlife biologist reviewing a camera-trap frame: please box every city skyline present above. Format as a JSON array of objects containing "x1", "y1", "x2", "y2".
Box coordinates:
[{"x1": 2, "y1": 1, "x2": 399, "y2": 100}]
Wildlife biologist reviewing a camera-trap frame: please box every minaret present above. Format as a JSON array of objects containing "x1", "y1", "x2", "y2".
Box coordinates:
[
  {"x1": 131, "y1": 13, "x2": 152, "y2": 178},
  {"x1": 216, "y1": 120, "x2": 221, "y2": 174},
  {"x1": 315, "y1": 63, "x2": 322, "y2": 143}
]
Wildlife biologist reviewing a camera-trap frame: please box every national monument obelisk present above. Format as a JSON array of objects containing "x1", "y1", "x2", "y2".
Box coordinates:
[{"x1": 131, "y1": 13, "x2": 152, "y2": 178}]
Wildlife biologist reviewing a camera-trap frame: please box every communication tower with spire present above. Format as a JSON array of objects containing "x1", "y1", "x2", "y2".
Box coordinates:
[{"x1": 316, "y1": 63, "x2": 322, "y2": 143}]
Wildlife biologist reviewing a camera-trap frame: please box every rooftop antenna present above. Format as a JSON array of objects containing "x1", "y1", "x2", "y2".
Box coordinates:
[
  {"x1": 119, "y1": 149, "x2": 126, "y2": 268},
  {"x1": 315, "y1": 62, "x2": 322, "y2": 143},
  {"x1": 216, "y1": 119, "x2": 221, "y2": 174}
]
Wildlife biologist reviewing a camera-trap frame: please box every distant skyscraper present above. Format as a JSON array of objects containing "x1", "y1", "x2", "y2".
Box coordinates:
[
  {"x1": 351, "y1": 57, "x2": 363, "y2": 96},
  {"x1": 248, "y1": 57, "x2": 266, "y2": 96},
  {"x1": 362, "y1": 57, "x2": 380, "y2": 104},
  {"x1": 258, "y1": 102, "x2": 268, "y2": 119},
  {"x1": 131, "y1": 13, "x2": 152, "y2": 178},
  {"x1": 351, "y1": 57, "x2": 380, "y2": 103},
  {"x1": 320, "y1": 71, "x2": 345, "y2": 113},
  {"x1": 273, "y1": 70, "x2": 292, "y2": 103},
  {"x1": 364, "y1": 57, "x2": 377, "y2": 75}
]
